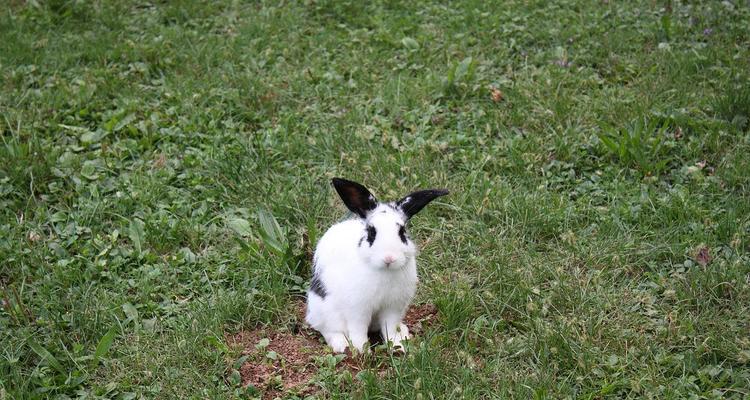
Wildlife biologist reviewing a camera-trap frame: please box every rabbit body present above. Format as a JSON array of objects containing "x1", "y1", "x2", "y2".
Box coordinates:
[
  {"x1": 305, "y1": 178, "x2": 448, "y2": 353},
  {"x1": 306, "y1": 211, "x2": 417, "y2": 353}
]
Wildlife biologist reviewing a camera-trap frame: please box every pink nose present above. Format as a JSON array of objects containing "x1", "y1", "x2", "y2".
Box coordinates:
[{"x1": 384, "y1": 255, "x2": 396, "y2": 265}]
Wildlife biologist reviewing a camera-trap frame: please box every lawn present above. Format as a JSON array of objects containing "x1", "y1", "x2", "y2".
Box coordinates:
[{"x1": 1, "y1": 0, "x2": 750, "y2": 398}]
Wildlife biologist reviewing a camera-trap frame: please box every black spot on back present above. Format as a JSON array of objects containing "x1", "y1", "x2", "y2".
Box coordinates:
[
  {"x1": 310, "y1": 273, "x2": 327, "y2": 299},
  {"x1": 398, "y1": 224, "x2": 408, "y2": 244},
  {"x1": 366, "y1": 225, "x2": 376, "y2": 246}
]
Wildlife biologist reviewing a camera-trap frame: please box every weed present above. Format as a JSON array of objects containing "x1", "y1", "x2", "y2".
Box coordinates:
[
  {"x1": 596, "y1": 117, "x2": 674, "y2": 177},
  {"x1": 715, "y1": 82, "x2": 750, "y2": 132}
]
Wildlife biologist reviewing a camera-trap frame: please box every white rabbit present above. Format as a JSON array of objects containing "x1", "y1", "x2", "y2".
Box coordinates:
[{"x1": 305, "y1": 178, "x2": 448, "y2": 353}]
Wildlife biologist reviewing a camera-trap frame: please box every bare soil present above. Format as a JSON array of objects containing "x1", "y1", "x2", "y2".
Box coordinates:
[{"x1": 225, "y1": 302, "x2": 439, "y2": 399}]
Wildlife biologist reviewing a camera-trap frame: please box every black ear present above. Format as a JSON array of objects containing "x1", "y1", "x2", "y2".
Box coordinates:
[
  {"x1": 331, "y1": 178, "x2": 378, "y2": 218},
  {"x1": 396, "y1": 188, "x2": 449, "y2": 219}
]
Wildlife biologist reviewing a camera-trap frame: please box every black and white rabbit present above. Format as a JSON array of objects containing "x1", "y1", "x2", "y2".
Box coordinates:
[{"x1": 306, "y1": 178, "x2": 448, "y2": 353}]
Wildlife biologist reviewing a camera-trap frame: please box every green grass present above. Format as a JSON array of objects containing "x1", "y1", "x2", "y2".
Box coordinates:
[{"x1": 2, "y1": 0, "x2": 749, "y2": 398}]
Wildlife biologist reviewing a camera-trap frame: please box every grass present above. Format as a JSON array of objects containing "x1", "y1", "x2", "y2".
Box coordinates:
[{"x1": 1, "y1": 0, "x2": 749, "y2": 398}]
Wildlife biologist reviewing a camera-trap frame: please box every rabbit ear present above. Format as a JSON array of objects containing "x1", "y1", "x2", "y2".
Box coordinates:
[
  {"x1": 332, "y1": 178, "x2": 378, "y2": 218},
  {"x1": 396, "y1": 189, "x2": 449, "y2": 219}
]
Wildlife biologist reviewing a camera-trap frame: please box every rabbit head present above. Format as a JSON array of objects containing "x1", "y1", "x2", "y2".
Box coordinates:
[{"x1": 331, "y1": 177, "x2": 448, "y2": 271}]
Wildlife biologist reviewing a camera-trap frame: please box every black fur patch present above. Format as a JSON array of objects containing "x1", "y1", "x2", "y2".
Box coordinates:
[
  {"x1": 366, "y1": 225, "x2": 376, "y2": 246},
  {"x1": 310, "y1": 273, "x2": 327, "y2": 299},
  {"x1": 398, "y1": 224, "x2": 408, "y2": 244},
  {"x1": 396, "y1": 189, "x2": 449, "y2": 219},
  {"x1": 358, "y1": 236, "x2": 365, "y2": 247},
  {"x1": 332, "y1": 178, "x2": 378, "y2": 218}
]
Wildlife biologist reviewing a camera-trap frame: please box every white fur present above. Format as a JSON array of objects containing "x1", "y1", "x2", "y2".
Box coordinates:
[{"x1": 306, "y1": 204, "x2": 417, "y2": 353}]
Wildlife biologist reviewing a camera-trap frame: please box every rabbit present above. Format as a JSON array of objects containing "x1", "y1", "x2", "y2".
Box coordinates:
[{"x1": 305, "y1": 177, "x2": 448, "y2": 353}]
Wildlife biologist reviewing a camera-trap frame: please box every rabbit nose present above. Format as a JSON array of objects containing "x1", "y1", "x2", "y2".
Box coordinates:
[{"x1": 384, "y1": 255, "x2": 396, "y2": 265}]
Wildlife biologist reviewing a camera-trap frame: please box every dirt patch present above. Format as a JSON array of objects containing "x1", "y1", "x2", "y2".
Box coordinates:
[
  {"x1": 226, "y1": 328, "x2": 325, "y2": 398},
  {"x1": 225, "y1": 302, "x2": 439, "y2": 399},
  {"x1": 404, "y1": 303, "x2": 438, "y2": 335}
]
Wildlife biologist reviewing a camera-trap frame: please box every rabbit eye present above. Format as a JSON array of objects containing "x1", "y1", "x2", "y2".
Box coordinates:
[
  {"x1": 366, "y1": 225, "x2": 377, "y2": 246},
  {"x1": 398, "y1": 224, "x2": 408, "y2": 244}
]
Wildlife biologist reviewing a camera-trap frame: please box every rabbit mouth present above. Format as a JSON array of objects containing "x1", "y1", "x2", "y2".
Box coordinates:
[{"x1": 381, "y1": 259, "x2": 407, "y2": 270}]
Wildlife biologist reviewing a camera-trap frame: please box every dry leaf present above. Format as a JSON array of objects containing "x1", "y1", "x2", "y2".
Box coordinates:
[
  {"x1": 695, "y1": 246, "x2": 712, "y2": 266},
  {"x1": 28, "y1": 231, "x2": 42, "y2": 242},
  {"x1": 490, "y1": 88, "x2": 504, "y2": 103},
  {"x1": 153, "y1": 153, "x2": 167, "y2": 169}
]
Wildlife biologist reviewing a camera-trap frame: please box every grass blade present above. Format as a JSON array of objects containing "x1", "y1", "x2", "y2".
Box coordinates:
[
  {"x1": 27, "y1": 338, "x2": 66, "y2": 375},
  {"x1": 596, "y1": 131, "x2": 618, "y2": 153},
  {"x1": 257, "y1": 209, "x2": 286, "y2": 255},
  {"x1": 128, "y1": 218, "x2": 145, "y2": 255},
  {"x1": 93, "y1": 326, "x2": 117, "y2": 365}
]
